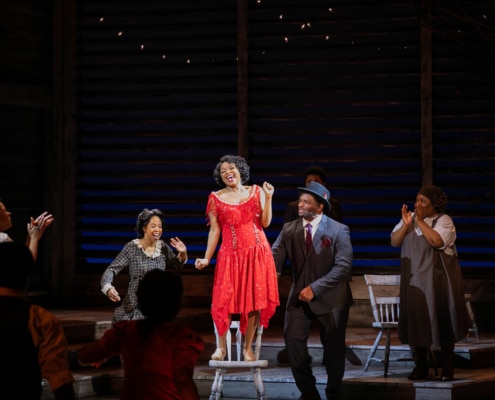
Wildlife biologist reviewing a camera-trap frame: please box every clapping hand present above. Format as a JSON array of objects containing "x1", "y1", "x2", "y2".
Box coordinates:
[
  {"x1": 401, "y1": 204, "x2": 413, "y2": 226},
  {"x1": 27, "y1": 211, "x2": 54, "y2": 240}
]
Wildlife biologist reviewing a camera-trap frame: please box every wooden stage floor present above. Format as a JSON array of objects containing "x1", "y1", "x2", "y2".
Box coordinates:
[{"x1": 47, "y1": 308, "x2": 495, "y2": 400}]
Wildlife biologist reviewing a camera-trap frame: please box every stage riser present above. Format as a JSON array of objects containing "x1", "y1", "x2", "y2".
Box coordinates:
[
  {"x1": 42, "y1": 309, "x2": 495, "y2": 399},
  {"x1": 41, "y1": 372, "x2": 495, "y2": 400},
  {"x1": 63, "y1": 327, "x2": 495, "y2": 371}
]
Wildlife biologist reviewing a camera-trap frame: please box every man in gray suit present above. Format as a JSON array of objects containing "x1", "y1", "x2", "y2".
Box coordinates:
[{"x1": 272, "y1": 182, "x2": 353, "y2": 400}]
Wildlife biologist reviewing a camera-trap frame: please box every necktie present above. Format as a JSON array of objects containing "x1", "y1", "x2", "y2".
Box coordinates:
[{"x1": 305, "y1": 223, "x2": 312, "y2": 251}]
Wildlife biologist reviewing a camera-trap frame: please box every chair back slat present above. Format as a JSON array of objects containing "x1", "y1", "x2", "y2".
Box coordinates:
[
  {"x1": 364, "y1": 274, "x2": 401, "y2": 325},
  {"x1": 376, "y1": 297, "x2": 400, "y2": 323}
]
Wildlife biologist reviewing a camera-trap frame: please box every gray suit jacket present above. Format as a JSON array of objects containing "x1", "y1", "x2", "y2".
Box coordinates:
[{"x1": 272, "y1": 215, "x2": 353, "y2": 315}]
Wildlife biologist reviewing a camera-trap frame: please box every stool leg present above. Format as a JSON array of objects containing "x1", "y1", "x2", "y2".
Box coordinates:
[
  {"x1": 209, "y1": 367, "x2": 225, "y2": 400},
  {"x1": 384, "y1": 329, "x2": 391, "y2": 377},
  {"x1": 252, "y1": 367, "x2": 266, "y2": 400},
  {"x1": 216, "y1": 368, "x2": 225, "y2": 400},
  {"x1": 364, "y1": 329, "x2": 383, "y2": 371},
  {"x1": 209, "y1": 369, "x2": 219, "y2": 400}
]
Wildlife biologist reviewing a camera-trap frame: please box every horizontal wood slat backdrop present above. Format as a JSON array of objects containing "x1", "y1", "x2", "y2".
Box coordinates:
[{"x1": 75, "y1": 0, "x2": 495, "y2": 280}]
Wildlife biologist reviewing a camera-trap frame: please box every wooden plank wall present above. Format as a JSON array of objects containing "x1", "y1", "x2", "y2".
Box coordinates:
[
  {"x1": 74, "y1": 0, "x2": 240, "y2": 284},
  {"x1": 75, "y1": 0, "x2": 494, "y2": 273}
]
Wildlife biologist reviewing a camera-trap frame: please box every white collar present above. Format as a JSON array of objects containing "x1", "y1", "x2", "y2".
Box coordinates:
[
  {"x1": 133, "y1": 238, "x2": 163, "y2": 258},
  {"x1": 303, "y1": 213, "x2": 323, "y2": 229}
]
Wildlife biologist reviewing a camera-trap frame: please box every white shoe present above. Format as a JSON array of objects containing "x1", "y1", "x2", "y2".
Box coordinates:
[
  {"x1": 243, "y1": 348, "x2": 256, "y2": 362},
  {"x1": 211, "y1": 348, "x2": 226, "y2": 361}
]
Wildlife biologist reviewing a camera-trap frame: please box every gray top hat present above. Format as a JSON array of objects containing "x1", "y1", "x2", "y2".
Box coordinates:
[{"x1": 297, "y1": 181, "x2": 331, "y2": 211}]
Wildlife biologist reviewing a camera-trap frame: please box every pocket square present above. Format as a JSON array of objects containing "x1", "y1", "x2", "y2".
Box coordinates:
[{"x1": 321, "y1": 237, "x2": 332, "y2": 247}]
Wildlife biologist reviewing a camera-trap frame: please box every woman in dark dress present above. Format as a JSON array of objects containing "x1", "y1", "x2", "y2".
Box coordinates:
[{"x1": 391, "y1": 185, "x2": 469, "y2": 381}]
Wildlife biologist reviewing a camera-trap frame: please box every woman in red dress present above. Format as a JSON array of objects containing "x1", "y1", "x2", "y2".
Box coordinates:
[{"x1": 195, "y1": 155, "x2": 280, "y2": 362}]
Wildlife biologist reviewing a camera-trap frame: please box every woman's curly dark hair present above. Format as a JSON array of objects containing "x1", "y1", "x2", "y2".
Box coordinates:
[
  {"x1": 212, "y1": 155, "x2": 250, "y2": 187},
  {"x1": 135, "y1": 208, "x2": 164, "y2": 238},
  {"x1": 418, "y1": 185, "x2": 448, "y2": 213}
]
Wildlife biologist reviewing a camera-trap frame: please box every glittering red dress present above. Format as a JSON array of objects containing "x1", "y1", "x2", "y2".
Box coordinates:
[{"x1": 206, "y1": 185, "x2": 280, "y2": 337}]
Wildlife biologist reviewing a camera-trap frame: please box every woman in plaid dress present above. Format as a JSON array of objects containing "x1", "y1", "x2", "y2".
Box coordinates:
[{"x1": 101, "y1": 208, "x2": 188, "y2": 323}]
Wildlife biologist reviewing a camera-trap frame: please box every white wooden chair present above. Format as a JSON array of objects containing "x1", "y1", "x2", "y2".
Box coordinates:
[
  {"x1": 363, "y1": 274, "x2": 406, "y2": 377},
  {"x1": 208, "y1": 319, "x2": 268, "y2": 400},
  {"x1": 363, "y1": 274, "x2": 438, "y2": 377}
]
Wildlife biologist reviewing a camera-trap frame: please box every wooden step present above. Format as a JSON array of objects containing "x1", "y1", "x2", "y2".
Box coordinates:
[
  {"x1": 56, "y1": 307, "x2": 212, "y2": 344},
  {"x1": 42, "y1": 356, "x2": 495, "y2": 400},
  {"x1": 56, "y1": 309, "x2": 495, "y2": 369}
]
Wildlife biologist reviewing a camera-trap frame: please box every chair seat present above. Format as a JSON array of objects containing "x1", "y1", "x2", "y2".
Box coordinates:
[
  {"x1": 372, "y1": 322, "x2": 398, "y2": 329},
  {"x1": 209, "y1": 359, "x2": 268, "y2": 368}
]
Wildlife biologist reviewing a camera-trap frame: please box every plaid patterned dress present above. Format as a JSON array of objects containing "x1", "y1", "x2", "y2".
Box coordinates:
[{"x1": 101, "y1": 239, "x2": 185, "y2": 322}]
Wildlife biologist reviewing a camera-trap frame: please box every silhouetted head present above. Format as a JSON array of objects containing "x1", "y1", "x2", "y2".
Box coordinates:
[
  {"x1": 137, "y1": 269, "x2": 183, "y2": 322},
  {"x1": 303, "y1": 166, "x2": 327, "y2": 186}
]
